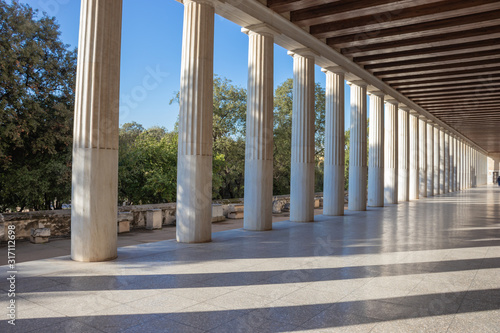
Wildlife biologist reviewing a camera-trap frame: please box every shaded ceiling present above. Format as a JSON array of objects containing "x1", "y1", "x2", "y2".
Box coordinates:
[{"x1": 267, "y1": 0, "x2": 500, "y2": 153}]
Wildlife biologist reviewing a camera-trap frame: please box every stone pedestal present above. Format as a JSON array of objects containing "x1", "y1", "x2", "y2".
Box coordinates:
[
  {"x1": 323, "y1": 68, "x2": 345, "y2": 215},
  {"x1": 242, "y1": 25, "x2": 275, "y2": 231},
  {"x1": 176, "y1": 0, "x2": 214, "y2": 243},
  {"x1": 348, "y1": 81, "x2": 368, "y2": 211},
  {"x1": 409, "y1": 112, "x2": 419, "y2": 200},
  {"x1": 368, "y1": 91, "x2": 384, "y2": 207},
  {"x1": 384, "y1": 100, "x2": 398, "y2": 205},
  {"x1": 71, "y1": 0, "x2": 123, "y2": 262},
  {"x1": 398, "y1": 107, "x2": 410, "y2": 202},
  {"x1": 289, "y1": 50, "x2": 315, "y2": 222},
  {"x1": 146, "y1": 209, "x2": 162, "y2": 230},
  {"x1": 30, "y1": 228, "x2": 50, "y2": 244}
]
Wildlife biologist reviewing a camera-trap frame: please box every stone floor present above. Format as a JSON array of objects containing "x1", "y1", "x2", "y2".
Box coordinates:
[
  {"x1": 0, "y1": 211, "x2": 300, "y2": 266},
  {"x1": 1, "y1": 186, "x2": 500, "y2": 332}
]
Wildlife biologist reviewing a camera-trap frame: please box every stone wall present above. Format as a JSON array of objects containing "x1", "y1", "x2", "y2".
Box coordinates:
[{"x1": 1, "y1": 192, "x2": 332, "y2": 242}]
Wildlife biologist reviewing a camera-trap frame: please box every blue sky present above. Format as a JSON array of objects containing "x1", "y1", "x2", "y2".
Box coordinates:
[{"x1": 20, "y1": 0, "x2": 356, "y2": 131}]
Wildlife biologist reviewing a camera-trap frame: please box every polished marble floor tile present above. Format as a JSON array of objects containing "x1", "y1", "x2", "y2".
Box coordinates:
[{"x1": 3, "y1": 186, "x2": 500, "y2": 332}]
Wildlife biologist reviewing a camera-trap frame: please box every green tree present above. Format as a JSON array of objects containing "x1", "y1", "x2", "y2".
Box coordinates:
[
  {"x1": 118, "y1": 125, "x2": 178, "y2": 204},
  {"x1": 273, "y1": 78, "x2": 326, "y2": 195},
  {"x1": 0, "y1": 1, "x2": 76, "y2": 211},
  {"x1": 170, "y1": 75, "x2": 247, "y2": 199}
]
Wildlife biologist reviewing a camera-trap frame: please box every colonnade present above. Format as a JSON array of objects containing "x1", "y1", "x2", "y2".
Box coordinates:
[{"x1": 70, "y1": 0, "x2": 489, "y2": 261}]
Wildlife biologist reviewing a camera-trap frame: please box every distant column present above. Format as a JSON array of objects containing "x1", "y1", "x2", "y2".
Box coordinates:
[
  {"x1": 426, "y1": 121, "x2": 434, "y2": 196},
  {"x1": 242, "y1": 24, "x2": 276, "y2": 231},
  {"x1": 398, "y1": 106, "x2": 410, "y2": 202},
  {"x1": 384, "y1": 100, "x2": 398, "y2": 204},
  {"x1": 71, "y1": 0, "x2": 123, "y2": 262},
  {"x1": 439, "y1": 129, "x2": 445, "y2": 194},
  {"x1": 409, "y1": 111, "x2": 419, "y2": 200},
  {"x1": 323, "y1": 67, "x2": 346, "y2": 216},
  {"x1": 176, "y1": 0, "x2": 215, "y2": 243},
  {"x1": 289, "y1": 49, "x2": 315, "y2": 222},
  {"x1": 434, "y1": 126, "x2": 440, "y2": 195},
  {"x1": 444, "y1": 132, "x2": 450, "y2": 193},
  {"x1": 367, "y1": 91, "x2": 385, "y2": 207},
  {"x1": 348, "y1": 80, "x2": 368, "y2": 211},
  {"x1": 452, "y1": 136, "x2": 457, "y2": 192},
  {"x1": 419, "y1": 116, "x2": 427, "y2": 198}
]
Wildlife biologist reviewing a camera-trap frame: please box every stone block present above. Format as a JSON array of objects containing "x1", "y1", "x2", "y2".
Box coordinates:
[
  {"x1": 118, "y1": 221, "x2": 130, "y2": 233},
  {"x1": 30, "y1": 228, "x2": 50, "y2": 244},
  {"x1": 146, "y1": 209, "x2": 162, "y2": 230},
  {"x1": 314, "y1": 199, "x2": 320, "y2": 208},
  {"x1": 227, "y1": 204, "x2": 244, "y2": 219},
  {"x1": 212, "y1": 204, "x2": 225, "y2": 222}
]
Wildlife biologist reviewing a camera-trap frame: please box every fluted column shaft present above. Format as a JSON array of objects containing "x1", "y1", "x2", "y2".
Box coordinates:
[
  {"x1": 348, "y1": 81, "x2": 368, "y2": 211},
  {"x1": 419, "y1": 117, "x2": 427, "y2": 198},
  {"x1": 426, "y1": 122, "x2": 434, "y2": 196},
  {"x1": 243, "y1": 26, "x2": 274, "y2": 231},
  {"x1": 398, "y1": 107, "x2": 410, "y2": 202},
  {"x1": 384, "y1": 101, "x2": 398, "y2": 204},
  {"x1": 368, "y1": 92, "x2": 384, "y2": 207},
  {"x1": 409, "y1": 112, "x2": 419, "y2": 200},
  {"x1": 177, "y1": 0, "x2": 215, "y2": 243},
  {"x1": 444, "y1": 133, "x2": 450, "y2": 193},
  {"x1": 452, "y1": 137, "x2": 457, "y2": 192},
  {"x1": 323, "y1": 68, "x2": 345, "y2": 215},
  {"x1": 439, "y1": 129, "x2": 445, "y2": 194},
  {"x1": 434, "y1": 126, "x2": 440, "y2": 195},
  {"x1": 290, "y1": 51, "x2": 315, "y2": 222},
  {"x1": 71, "y1": 0, "x2": 123, "y2": 262}
]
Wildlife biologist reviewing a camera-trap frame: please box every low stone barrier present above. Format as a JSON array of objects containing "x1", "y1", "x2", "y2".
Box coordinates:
[{"x1": 0, "y1": 192, "x2": 331, "y2": 242}]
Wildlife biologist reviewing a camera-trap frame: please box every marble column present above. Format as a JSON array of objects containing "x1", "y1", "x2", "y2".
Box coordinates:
[
  {"x1": 177, "y1": 0, "x2": 215, "y2": 243},
  {"x1": 461, "y1": 141, "x2": 465, "y2": 190},
  {"x1": 384, "y1": 100, "x2": 398, "y2": 204},
  {"x1": 71, "y1": 0, "x2": 123, "y2": 262},
  {"x1": 289, "y1": 49, "x2": 315, "y2": 222},
  {"x1": 409, "y1": 111, "x2": 419, "y2": 200},
  {"x1": 439, "y1": 129, "x2": 445, "y2": 194},
  {"x1": 452, "y1": 136, "x2": 457, "y2": 192},
  {"x1": 323, "y1": 67, "x2": 346, "y2": 216},
  {"x1": 398, "y1": 106, "x2": 410, "y2": 202},
  {"x1": 426, "y1": 121, "x2": 434, "y2": 196},
  {"x1": 419, "y1": 116, "x2": 427, "y2": 198},
  {"x1": 444, "y1": 132, "x2": 450, "y2": 193},
  {"x1": 348, "y1": 80, "x2": 368, "y2": 211},
  {"x1": 434, "y1": 126, "x2": 440, "y2": 195},
  {"x1": 367, "y1": 91, "x2": 384, "y2": 207},
  {"x1": 242, "y1": 24, "x2": 276, "y2": 231},
  {"x1": 458, "y1": 140, "x2": 462, "y2": 190}
]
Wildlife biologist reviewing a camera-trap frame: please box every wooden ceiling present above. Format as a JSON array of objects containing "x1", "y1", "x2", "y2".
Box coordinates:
[{"x1": 267, "y1": 0, "x2": 500, "y2": 153}]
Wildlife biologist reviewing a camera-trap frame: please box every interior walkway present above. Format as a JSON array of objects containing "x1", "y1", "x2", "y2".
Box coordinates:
[{"x1": 1, "y1": 186, "x2": 499, "y2": 332}]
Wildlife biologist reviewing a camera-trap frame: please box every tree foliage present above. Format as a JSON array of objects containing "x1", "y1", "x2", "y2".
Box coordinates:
[
  {"x1": 0, "y1": 1, "x2": 76, "y2": 211},
  {"x1": 273, "y1": 78, "x2": 326, "y2": 195}
]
